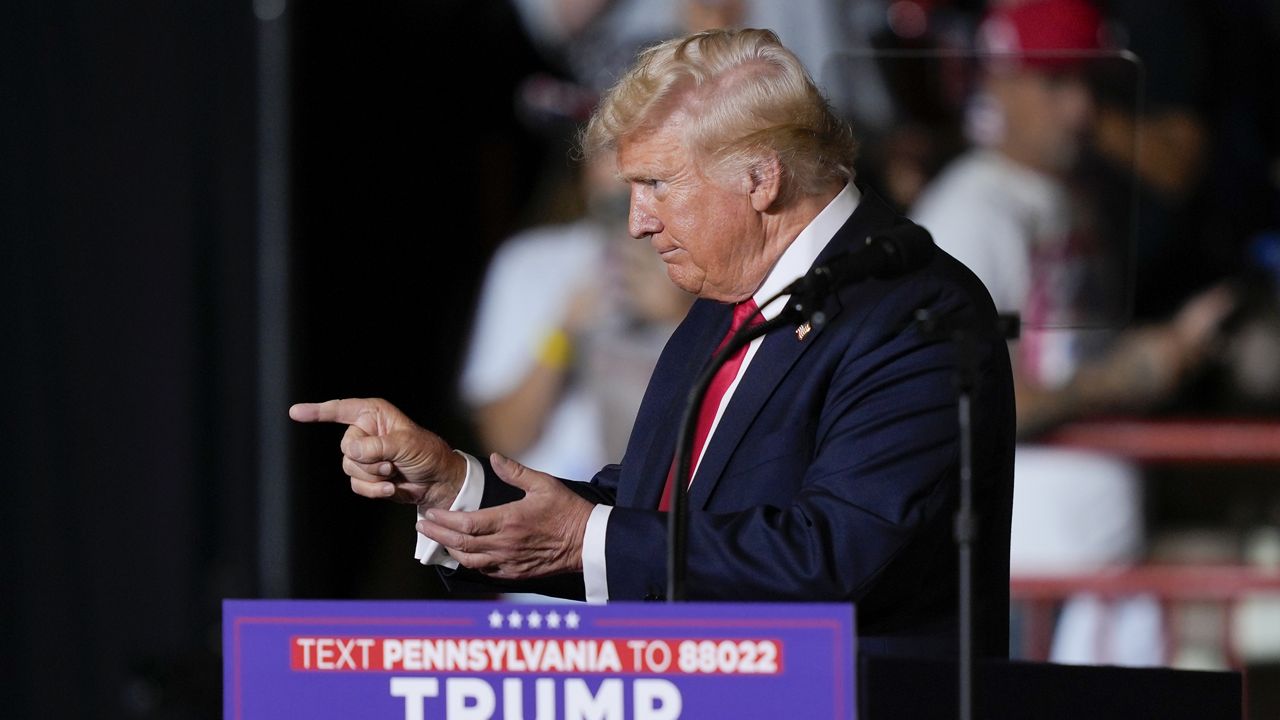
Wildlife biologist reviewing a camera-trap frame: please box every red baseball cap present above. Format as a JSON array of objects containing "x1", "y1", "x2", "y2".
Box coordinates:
[{"x1": 978, "y1": 0, "x2": 1109, "y2": 71}]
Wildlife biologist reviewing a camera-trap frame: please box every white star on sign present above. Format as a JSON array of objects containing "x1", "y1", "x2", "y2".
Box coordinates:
[
  {"x1": 528, "y1": 610, "x2": 543, "y2": 628},
  {"x1": 489, "y1": 610, "x2": 504, "y2": 628},
  {"x1": 507, "y1": 610, "x2": 524, "y2": 629},
  {"x1": 546, "y1": 611, "x2": 561, "y2": 629},
  {"x1": 565, "y1": 611, "x2": 580, "y2": 629}
]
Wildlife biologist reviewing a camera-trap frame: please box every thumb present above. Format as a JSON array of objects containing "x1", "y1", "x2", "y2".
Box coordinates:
[{"x1": 490, "y1": 453, "x2": 540, "y2": 491}]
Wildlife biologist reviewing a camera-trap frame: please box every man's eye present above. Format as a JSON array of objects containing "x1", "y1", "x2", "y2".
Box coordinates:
[{"x1": 633, "y1": 178, "x2": 665, "y2": 192}]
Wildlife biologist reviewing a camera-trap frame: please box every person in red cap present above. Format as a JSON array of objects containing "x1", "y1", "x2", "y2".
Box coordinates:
[
  {"x1": 972, "y1": 0, "x2": 1106, "y2": 176},
  {"x1": 980, "y1": 0, "x2": 1107, "y2": 66},
  {"x1": 913, "y1": 0, "x2": 1235, "y2": 667}
]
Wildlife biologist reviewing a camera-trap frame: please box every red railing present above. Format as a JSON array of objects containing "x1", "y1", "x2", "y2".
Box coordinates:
[
  {"x1": 1011, "y1": 566, "x2": 1280, "y2": 668},
  {"x1": 1014, "y1": 418, "x2": 1280, "y2": 669},
  {"x1": 1042, "y1": 418, "x2": 1280, "y2": 464}
]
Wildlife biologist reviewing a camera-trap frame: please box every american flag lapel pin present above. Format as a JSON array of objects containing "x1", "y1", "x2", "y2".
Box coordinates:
[{"x1": 795, "y1": 321, "x2": 811, "y2": 341}]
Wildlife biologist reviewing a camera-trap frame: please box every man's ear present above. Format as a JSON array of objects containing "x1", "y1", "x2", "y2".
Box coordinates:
[{"x1": 747, "y1": 152, "x2": 782, "y2": 212}]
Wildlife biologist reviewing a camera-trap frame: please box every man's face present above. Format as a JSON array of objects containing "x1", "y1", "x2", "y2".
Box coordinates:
[
  {"x1": 615, "y1": 112, "x2": 766, "y2": 303},
  {"x1": 993, "y1": 67, "x2": 1094, "y2": 173}
]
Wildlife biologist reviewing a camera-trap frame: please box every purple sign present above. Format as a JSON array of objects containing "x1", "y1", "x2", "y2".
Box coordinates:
[{"x1": 224, "y1": 599, "x2": 855, "y2": 719}]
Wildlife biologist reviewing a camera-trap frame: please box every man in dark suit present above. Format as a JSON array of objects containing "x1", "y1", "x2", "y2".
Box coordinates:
[{"x1": 291, "y1": 28, "x2": 1015, "y2": 659}]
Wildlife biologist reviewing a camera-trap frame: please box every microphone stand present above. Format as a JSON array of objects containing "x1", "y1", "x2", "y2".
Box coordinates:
[
  {"x1": 914, "y1": 309, "x2": 1019, "y2": 720},
  {"x1": 666, "y1": 311, "x2": 793, "y2": 601},
  {"x1": 667, "y1": 282, "x2": 832, "y2": 601}
]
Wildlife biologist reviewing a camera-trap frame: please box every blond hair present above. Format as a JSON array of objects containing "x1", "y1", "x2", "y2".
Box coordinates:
[{"x1": 582, "y1": 28, "x2": 857, "y2": 199}]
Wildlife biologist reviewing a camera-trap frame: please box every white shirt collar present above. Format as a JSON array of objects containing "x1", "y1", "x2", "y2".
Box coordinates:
[{"x1": 753, "y1": 182, "x2": 861, "y2": 319}]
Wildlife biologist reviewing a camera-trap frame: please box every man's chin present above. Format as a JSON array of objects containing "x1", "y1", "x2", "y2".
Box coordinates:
[
  {"x1": 1045, "y1": 140, "x2": 1082, "y2": 174},
  {"x1": 665, "y1": 267, "x2": 704, "y2": 297}
]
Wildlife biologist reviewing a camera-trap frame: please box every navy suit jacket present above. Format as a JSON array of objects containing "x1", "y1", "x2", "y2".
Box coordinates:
[{"x1": 456, "y1": 188, "x2": 1016, "y2": 659}]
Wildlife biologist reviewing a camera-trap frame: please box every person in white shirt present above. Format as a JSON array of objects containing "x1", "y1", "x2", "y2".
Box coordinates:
[{"x1": 911, "y1": 0, "x2": 1233, "y2": 665}]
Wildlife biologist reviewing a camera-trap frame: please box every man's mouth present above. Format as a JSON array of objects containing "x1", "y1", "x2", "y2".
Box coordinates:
[{"x1": 652, "y1": 240, "x2": 681, "y2": 260}]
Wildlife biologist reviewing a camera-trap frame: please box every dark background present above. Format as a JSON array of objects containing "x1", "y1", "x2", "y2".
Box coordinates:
[
  {"x1": 2, "y1": 1, "x2": 1278, "y2": 718},
  {"x1": 2, "y1": 1, "x2": 550, "y2": 717}
]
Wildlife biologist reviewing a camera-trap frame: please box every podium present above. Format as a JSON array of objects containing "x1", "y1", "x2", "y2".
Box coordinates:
[
  {"x1": 224, "y1": 599, "x2": 1240, "y2": 719},
  {"x1": 224, "y1": 599, "x2": 855, "y2": 718}
]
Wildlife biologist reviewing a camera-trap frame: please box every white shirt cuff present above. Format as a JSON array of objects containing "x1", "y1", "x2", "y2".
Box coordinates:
[
  {"x1": 582, "y1": 503, "x2": 612, "y2": 603},
  {"x1": 414, "y1": 450, "x2": 485, "y2": 569}
]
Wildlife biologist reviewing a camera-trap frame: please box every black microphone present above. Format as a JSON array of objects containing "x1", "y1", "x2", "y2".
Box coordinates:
[{"x1": 783, "y1": 221, "x2": 936, "y2": 299}]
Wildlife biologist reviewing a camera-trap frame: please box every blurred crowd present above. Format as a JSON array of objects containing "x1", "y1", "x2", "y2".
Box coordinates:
[{"x1": 465, "y1": 0, "x2": 1280, "y2": 668}]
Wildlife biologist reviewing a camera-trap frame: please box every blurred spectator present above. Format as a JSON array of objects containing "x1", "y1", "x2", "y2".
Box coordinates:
[
  {"x1": 461, "y1": 152, "x2": 693, "y2": 482},
  {"x1": 911, "y1": 0, "x2": 1235, "y2": 665},
  {"x1": 1084, "y1": 0, "x2": 1212, "y2": 323},
  {"x1": 824, "y1": 1, "x2": 983, "y2": 212},
  {"x1": 1079, "y1": 0, "x2": 1280, "y2": 424},
  {"x1": 510, "y1": 0, "x2": 852, "y2": 106},
  {"x1": 510, "y1": 0, "x2": 681, "y2": 94}
]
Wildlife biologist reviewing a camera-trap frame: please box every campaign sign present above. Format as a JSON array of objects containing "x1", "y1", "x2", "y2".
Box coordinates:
[{"x1": 224, "y1": 599, "x2": 854, "y2": 719}]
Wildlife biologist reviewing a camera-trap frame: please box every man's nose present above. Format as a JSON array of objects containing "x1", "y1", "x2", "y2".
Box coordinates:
[
  {"x1": 628, "y1": 188, "x2": 663, "y2": 239},
  {"x1": 1061, "y1": 76, "x2": 1095, "y2": 128}
]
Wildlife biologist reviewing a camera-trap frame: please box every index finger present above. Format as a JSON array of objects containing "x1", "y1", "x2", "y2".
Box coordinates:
[{"x1": 289, "y1": 398, "x2": 369, "y2": 425}]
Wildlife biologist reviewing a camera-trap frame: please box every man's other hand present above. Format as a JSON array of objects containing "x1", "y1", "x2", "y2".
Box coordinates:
[{"x1": 417, "y1": 453, "x2": 593, "y2": 580}]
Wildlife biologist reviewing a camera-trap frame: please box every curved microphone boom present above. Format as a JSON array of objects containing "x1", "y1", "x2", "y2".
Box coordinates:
[{"x1": 781, "y1": 222, "x2": 936, "y2": 323}]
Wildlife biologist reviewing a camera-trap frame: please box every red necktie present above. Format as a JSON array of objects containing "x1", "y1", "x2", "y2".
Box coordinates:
[{"x1": 658, "y1": 299, "x2": 763, "y2": 511}]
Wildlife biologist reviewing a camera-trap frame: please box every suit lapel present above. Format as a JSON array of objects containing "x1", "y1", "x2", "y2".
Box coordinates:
[
  {"x1": 624, "y1": 299, "x2": 735, "y2": 508},
  {"x1": 686, "y1": 187, "x2": 901, "y2": 509}
]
